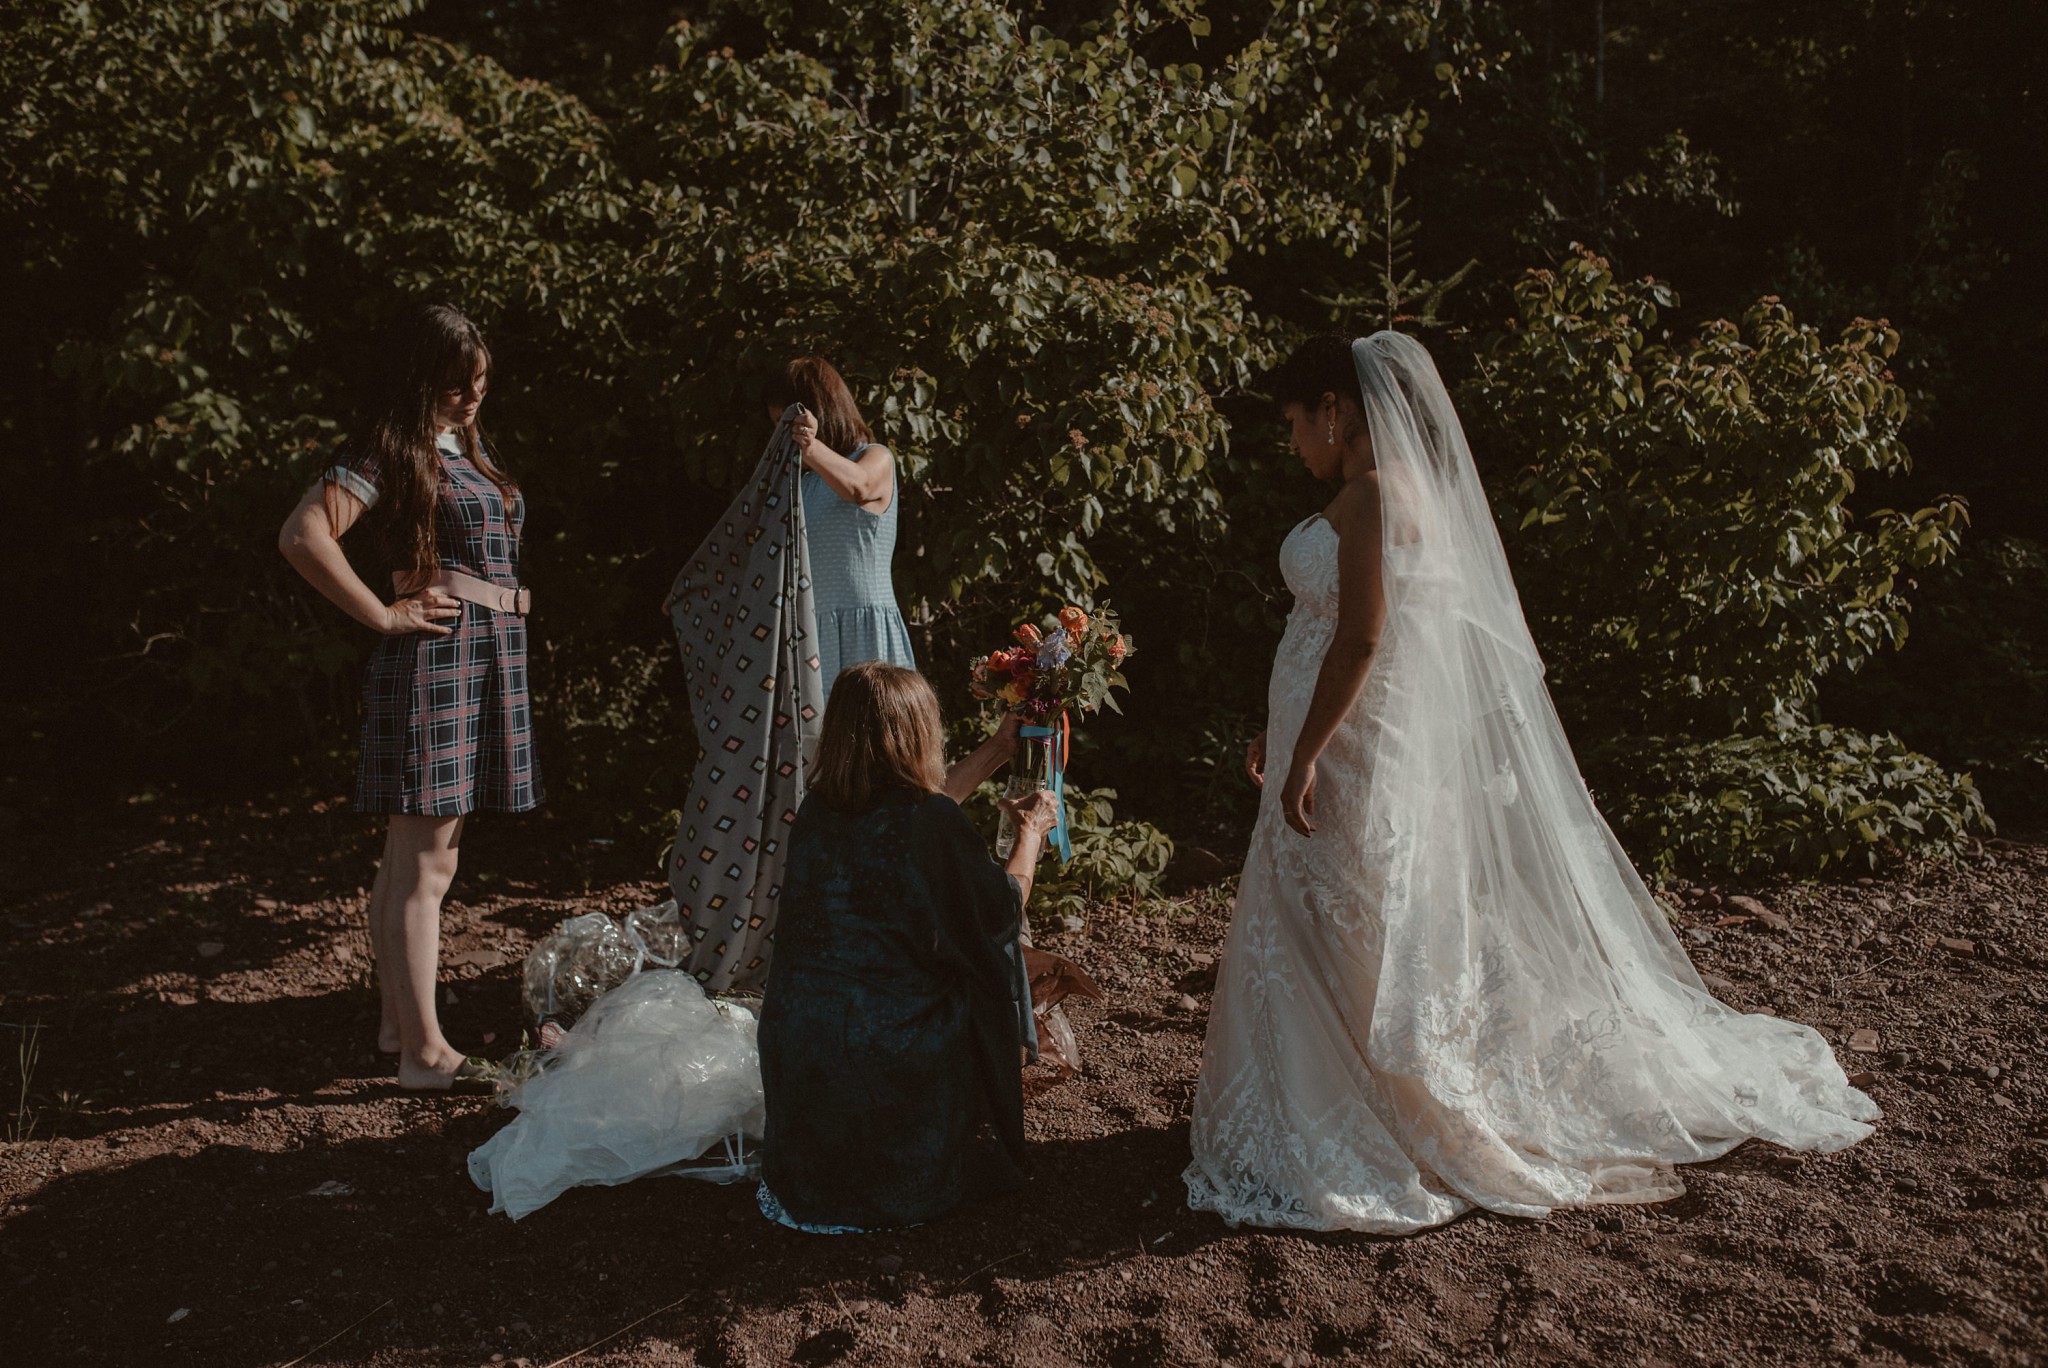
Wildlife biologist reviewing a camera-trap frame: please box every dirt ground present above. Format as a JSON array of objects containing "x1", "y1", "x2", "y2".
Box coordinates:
[{"x1": 1, "y1": 800, "x2": 2044, "y2": 1367}]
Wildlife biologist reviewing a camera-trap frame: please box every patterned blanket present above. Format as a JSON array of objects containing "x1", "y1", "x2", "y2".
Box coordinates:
[{"x1": 663, "y1": 405, "x2": 826, "y2": 992}]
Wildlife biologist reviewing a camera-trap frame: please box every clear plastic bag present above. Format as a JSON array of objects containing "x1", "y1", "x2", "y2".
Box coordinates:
[
  {"x1": 469, "y1": 969, "x2": 765, "y2": 1218},
  {"x1": 519, "y1": 900, "x2": 687, "y2": 1035}
]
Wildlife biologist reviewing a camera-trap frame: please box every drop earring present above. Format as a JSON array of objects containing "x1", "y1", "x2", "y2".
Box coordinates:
[{"x1": 1326, "y1": 417, "x2": 1336, "y2": 446}]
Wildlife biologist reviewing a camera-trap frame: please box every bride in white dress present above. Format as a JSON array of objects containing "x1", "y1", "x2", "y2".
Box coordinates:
[{"x1": 1184, "y1": 333, "x2": 1878, "y2": 1234}]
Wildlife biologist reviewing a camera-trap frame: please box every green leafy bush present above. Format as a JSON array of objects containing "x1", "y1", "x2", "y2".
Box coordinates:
[
  {"x1": 1467, "y1": 249, "x2": 1967, "y2": 735},
  {"x1": 1, "y1": 0, "x2": 1466, "y2": 832},
  {"x1": 960, "y1": 782, "x2": 1174, "y2": 923},
  {"x1": 1827, "y1": 534, "x2": 2048, "y2": 823},
  {"x1": 1602, "y1": 725, "x2": 1990, "y2": 880},
  {"x1": 1461, "y1": 249, "x2": 1990, "y2": 873}
]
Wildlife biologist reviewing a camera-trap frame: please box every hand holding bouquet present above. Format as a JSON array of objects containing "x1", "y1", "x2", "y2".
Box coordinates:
[{"x1": 969, "y1": 604, "x2": 1132, "y2": 864}]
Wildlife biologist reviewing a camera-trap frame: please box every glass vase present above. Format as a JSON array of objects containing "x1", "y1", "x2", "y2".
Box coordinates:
[{"x1": 994, "y1": 732, "x2": 1055, "y2": 860}]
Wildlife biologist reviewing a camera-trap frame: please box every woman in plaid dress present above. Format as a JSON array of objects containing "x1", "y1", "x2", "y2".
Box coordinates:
[{"x1": 278, "y1": 304, "x2": 540, "y2": 1090}]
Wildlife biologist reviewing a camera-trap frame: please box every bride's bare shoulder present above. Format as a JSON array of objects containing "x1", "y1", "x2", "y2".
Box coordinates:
[{"x1": 1327, "y1": 472, "x2": 1382, "y2": 532}]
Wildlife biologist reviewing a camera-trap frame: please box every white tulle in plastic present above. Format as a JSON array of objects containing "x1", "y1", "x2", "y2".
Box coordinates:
[{"x1": 469, "y1": 970, "x2": 764, "y2": 1220}]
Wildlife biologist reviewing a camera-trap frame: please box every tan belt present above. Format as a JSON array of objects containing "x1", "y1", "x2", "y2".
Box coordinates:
[{"x1": 393, "y1": 568, "x2": 531, "y2": 616}]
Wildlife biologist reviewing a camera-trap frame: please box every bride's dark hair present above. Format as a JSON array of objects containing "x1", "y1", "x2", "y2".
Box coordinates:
[{"x1": 1265, "y1": 334, "x2": 1360, "y2": 412}]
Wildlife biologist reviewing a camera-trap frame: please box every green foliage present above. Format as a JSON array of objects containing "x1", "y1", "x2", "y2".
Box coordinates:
[
  {"x1": 1828, "y1": 535, "x2": 2048, "y2": 823},
  {"x1": 1, "y1": 0, "x2": 634, "y2": 793},
  {"x1": 1604, "y1": 725, "x2": 1990, "y2": 881},
  {"x1": 1, "y1": 0, "x2": 2027, "y2": 887},
  {"x1": 1468, "y1": 249, "x2": 1968, "y2": 735},
  {"x1": 1, "y1": 0, "x2": 1468, "y2": 828},
  {"x1": 1463, "y1": 249, "x2": 1989, "y2": 873},
  {"x1": 962, "y1": 782, "x2": 1174, "y2": 921}
]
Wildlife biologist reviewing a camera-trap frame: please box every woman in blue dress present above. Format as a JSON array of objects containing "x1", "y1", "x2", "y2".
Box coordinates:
[
  {"x1": 770, "y1": 356, "x2": 917, "y2": 698},
  {"x1": 663, "y1": 357, "x2": 925, "y2": 992}
]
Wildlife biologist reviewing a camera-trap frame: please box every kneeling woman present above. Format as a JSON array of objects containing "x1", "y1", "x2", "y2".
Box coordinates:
[{"x1": 757, "y1": 662, "x2": 1058, "y2": 1232}]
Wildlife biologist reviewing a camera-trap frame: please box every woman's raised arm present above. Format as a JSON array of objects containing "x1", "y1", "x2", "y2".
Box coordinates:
[
  {"x1": 791, "y1": 409, "x2": 895, "y2": 510},
  {"x1": 941, "y1": 712, "x2": 1022, "y2": 803}
]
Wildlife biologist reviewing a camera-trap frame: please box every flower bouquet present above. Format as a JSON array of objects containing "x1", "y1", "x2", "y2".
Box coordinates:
[{"x1": 970, "y1": 604, "x2": 1132, "y2": 861}]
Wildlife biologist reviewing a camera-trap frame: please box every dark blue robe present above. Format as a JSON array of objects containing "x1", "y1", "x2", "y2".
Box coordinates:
[{"x1": 758, "y1": 788, "x2": 1030, "y2": 1230}]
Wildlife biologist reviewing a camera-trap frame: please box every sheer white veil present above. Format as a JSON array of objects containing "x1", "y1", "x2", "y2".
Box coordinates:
[{"x1": 1342, "y1": 332, "x2": 1875, "y2": 1203}]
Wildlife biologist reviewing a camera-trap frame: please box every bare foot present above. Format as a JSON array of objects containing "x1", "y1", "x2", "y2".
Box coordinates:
[{"x1": 396, "y1": 1049, "x2": 489, "y2": 1092}]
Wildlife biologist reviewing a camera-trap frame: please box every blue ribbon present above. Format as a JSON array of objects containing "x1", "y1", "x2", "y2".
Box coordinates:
[{"x1": 1019, "y1": 723, "x2": 1073, "y2": 864}]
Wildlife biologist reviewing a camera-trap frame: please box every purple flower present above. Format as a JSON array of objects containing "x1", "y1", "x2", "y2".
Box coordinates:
[{"x1": 1035, "y1": 634, "x2": 1072, "y2": 669}]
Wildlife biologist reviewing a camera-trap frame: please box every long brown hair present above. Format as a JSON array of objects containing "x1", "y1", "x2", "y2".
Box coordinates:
[
  {"x1": 770, "y1": 355, "x2": 875, "y2": 455},
  {"x1": 808, "y1": 662, "x2": 947, "y2": 812},
  {"x1": 341, "y1": 304, "x2": 518, "y2": 575}
]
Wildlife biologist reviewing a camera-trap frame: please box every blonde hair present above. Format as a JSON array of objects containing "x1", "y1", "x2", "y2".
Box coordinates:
[{"x1": 808, "y1": 662, "x2": 947, "y2": 811}]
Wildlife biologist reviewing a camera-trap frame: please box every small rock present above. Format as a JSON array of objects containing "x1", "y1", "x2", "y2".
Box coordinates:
[
  {"x1": 1847, "y1": 1071, "x2": 1879, "y2": 1088},
  {"x1": 1992, "y1": 1094, "x2": 2018, "y2": 1110},
  {"x1": 1847, "y1": 1029, "x2": 1882, "y2": 1053},
  {"x1": 254, "y1": 897, "x2": 280, "y2": 911},
  {"x1": 1164, "y1": 846, "x2": 1233, "y2": 890},
  {"x1": 1699, "y1": 972, "x2": 1735, "y2": 995},
  {"x1": 1177, "y1": 994, "x2": 1200, "y2": 1014},
  {"x1": 876, "y1": 1254, "x2": 903, "y2": 1274},
  {"x1": 1937, "y1": 936, "x2": 1976, "y2": 957},
  {"x1": 1895, "y1": 1175, "x2": 1921, "y2": 1193},
  {"x1": 1886, "y1": 1049, "x2": 1917, "y2": 1069},
  {"x1": 305, "y1": 1180, "x2": 354, "y2": 1198},
  {"x1": 1726, "y1": 895, "x2": 1790, "y2": 931},
  {"x1": 196, "y1": 942, "x2": 225, "y2": 959},
  {"x1": 167, "y1": 1308, "x2": 190, "y2": 1324}
]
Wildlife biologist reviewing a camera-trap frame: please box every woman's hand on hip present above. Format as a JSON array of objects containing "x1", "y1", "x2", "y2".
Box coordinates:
[
  {"x1": 382, "y1": 592, "x2": 461, "y2": 636},
  {"x1": 1280, "y1": 758, "x2": 1317, "y2": 836},
  {"x1": 999, "y1": 788, "x2": 1060, "y2": 838}
]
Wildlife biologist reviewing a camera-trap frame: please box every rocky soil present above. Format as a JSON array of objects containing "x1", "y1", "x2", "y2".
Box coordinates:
[{"x1": 1, "y1": 802, "x2": 2043, "y2": 1366}]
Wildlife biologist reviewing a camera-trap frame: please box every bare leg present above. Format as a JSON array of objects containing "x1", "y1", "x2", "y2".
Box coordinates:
[
  {"x1": 366, "y1": 846, "x2": 400, "y2": 1053},
  {"x1": 375, "y1": 813, "x2": 470, "y2": 1089}
]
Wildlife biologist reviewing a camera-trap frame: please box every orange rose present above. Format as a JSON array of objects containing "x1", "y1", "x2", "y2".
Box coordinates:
[
  {"x1": 1058, "y1": 606, "x2": 1089, "y2": 633},
  {"x1": 1014, "y1": 622, "x2": 1042, "y2": 646}
]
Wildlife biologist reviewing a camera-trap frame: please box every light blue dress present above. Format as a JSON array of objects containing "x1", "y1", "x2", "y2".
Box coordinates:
[{"x1": 801, "y1": 443, "x2": 917, "y2": 698}]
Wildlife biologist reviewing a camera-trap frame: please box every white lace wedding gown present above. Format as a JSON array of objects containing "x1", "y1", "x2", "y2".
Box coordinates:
[{"x1": 1184, "y1": 335, "x2": 1879, "y2": 1234}]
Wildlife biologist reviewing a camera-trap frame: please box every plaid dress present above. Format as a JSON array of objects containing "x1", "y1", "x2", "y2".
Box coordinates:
[{"x1": 326, "y1": 433, "x2": 543, "y2": 816}]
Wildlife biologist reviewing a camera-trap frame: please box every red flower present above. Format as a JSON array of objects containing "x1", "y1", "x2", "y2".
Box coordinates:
[{"x1": 1014, "y1": 622, "x2": 1042, "y2": 646}]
